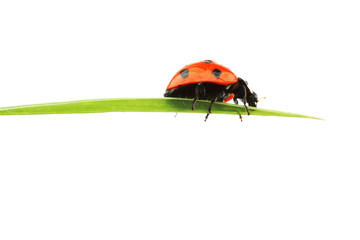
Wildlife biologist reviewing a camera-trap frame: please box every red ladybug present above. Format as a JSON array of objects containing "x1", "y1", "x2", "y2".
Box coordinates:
[{"x1": 164, "y1": 60, "x2": 258, "y2": 121}]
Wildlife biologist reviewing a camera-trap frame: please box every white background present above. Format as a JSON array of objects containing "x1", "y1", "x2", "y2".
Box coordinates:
[{"x1": 0, "y1": 0, "x2": 359, "y2": 239}]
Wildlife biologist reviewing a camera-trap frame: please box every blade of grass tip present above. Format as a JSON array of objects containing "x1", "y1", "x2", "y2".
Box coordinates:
[
  {"x1": 248, "y1": 107, "x2": 324, "y2": 120},
  {"x1": 0, "y1": 98, "x2": 323, "y2": 120}
]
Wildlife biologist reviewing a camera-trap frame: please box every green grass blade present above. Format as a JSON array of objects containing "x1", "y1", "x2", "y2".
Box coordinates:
[{"x1": 0, "y1": 98, "x2": 323, "y2": 120}]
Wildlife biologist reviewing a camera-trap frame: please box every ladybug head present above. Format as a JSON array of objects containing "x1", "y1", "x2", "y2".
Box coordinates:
[
  {"x1": 234, "y1": 78, "x2": 258, "y2": 108},
  {"x1": 247, "y1": 91, "x2": 258, "y2": 107}
]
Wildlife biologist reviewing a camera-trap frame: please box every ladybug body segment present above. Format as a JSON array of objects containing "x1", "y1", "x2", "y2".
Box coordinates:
[{"x1": 164, "y1": 60, "x2": 258, "y2": 121}]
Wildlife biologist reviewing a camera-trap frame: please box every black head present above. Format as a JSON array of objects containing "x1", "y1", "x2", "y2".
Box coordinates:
[
  {"x1": 234, "y1": 78, "x2": 258, "y2": 107},
  {"x1": 247, "y1": 91, "x2": 258, "y2": 107}
]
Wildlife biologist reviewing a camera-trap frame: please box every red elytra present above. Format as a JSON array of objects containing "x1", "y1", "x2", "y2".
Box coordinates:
[
  {"x1": 166, "y1": 60, "x2": 238, "y2": 90},
  {"x1": 164, "y1": 60, "x2": 258, "y2": 121}
]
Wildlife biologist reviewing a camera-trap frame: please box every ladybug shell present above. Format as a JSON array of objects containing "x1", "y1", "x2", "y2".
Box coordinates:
[{"x1": 166, "y1": 60, "x2": 238, "y2": 90}]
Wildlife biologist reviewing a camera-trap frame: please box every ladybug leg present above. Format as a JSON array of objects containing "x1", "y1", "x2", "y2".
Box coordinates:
[
  {"x1": 233, "y1": 98, "x2": 243, "y2": 122},
  {"x1": 204, "y1": 98, "x2": 216, "y2": 122},
  {"x1": 192, "y1": 82, "x2": 205, "y2": 110},
  {"x1": 204, "y1": 91, "x2": 225, "y2": 122},
  {"x1": 191, "y1": 98, "x2": 198, "y2": 111},
  {"x1": 242, "y1": 85, "x2": 250, "y2": 115}
]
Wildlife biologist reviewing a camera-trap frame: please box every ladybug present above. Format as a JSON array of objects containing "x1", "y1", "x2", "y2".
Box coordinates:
[{"x1": 164, "y1": 60, "x2": 258, "y2": 121}]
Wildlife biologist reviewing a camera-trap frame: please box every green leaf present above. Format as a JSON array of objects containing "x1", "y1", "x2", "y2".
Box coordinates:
[{"x1": 0, "y1": 98, "x2": 323, "y2": 120}]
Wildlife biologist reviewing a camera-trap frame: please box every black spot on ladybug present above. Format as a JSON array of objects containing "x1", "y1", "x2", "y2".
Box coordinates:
[
  {"x1": 212, "y1": 69, "x2": 222, "y2": 78},
  {"x1": 203, "y1": 60, "x2": 212, "y2": 63},
  {"x1": 180, "y1": 69, "x2": 189, "y2": 79}
]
